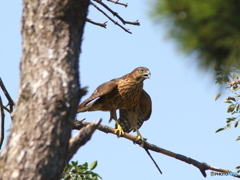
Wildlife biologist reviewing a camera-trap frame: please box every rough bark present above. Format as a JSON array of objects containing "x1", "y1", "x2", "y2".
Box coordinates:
[{"x1": 0, "y1": 0, "x2": 89, "y2": 179}]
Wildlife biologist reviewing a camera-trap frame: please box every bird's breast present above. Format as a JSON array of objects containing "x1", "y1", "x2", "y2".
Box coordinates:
[{"x1": 108, "y1": 80, "x2": 143, "y2": 109}]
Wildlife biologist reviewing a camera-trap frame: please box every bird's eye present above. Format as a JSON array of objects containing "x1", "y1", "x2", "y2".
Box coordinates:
[{"x1": 139, "y1": 69, "x2": 144, "y2": 73}]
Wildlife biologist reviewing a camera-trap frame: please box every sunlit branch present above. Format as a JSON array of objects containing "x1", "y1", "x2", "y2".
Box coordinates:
[{"x1": 73, "y1": 119, "x2": 240, "y2": 178}]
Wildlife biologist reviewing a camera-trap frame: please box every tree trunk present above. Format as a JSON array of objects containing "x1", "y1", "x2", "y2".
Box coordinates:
[{"x1": 0, "y1": 0, "x2": 89, "y2": 179}]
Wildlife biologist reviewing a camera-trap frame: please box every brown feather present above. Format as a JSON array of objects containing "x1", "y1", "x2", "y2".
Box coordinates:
[
  {"x1": 77, "y1": 67, "x2": 152, "y2": 131},
  {"x1": 118, "y1": 90, "x2": 152, "y2": 133}
]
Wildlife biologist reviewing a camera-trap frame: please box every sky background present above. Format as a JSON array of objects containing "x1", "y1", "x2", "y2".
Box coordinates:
[{"x1": 0, "y1": 1, "x2": 239, "y2": 180}]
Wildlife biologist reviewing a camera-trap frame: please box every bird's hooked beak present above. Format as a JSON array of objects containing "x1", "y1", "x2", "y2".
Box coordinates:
[{"x1": 143, "y1": 70, "x2": 151, "y2": 79}]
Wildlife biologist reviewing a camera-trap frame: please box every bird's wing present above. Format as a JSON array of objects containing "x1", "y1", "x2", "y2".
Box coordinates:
[
  {"x1": 138, "y1": 90, "x2": 152, "y2": 121},
  {"x1": 118, "y1": 90, "x2": 152, "y2": 133},
  {"x1": 78, "y1": 78, "x2": 121, "y2": 109}
]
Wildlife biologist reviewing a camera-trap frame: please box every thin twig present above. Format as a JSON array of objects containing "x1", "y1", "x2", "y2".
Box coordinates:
[
  {"x1": 73, "y1": 119, "x2": 240, "y2": 178},
  {"x1": 0, "y1": 78, "x2": 14, "y2": 112},
  {"x1": 0, "y1": 96, "x2": 5, "y2": 149},
  {"x1": 86, "y1": 18, "x2": 107, "y2": 28},
  {"x1": 2, "y1": 106, "x2": 11, "y2": 114},
  {"x1": 90, "y1": 2, "x2": 132, "y2": 34},
  {"x1": 93, "y1": 0, "x2": 140, "y2": 26},
  {"x1": 107, "y1": 0, "x2": 128, "y2": 7},
  {"x1": 144, "y1": 147, "x2": 162, "y2": 174},
  {"x1": 90, "y1": 2, "x2": 131, "y2": 33}
]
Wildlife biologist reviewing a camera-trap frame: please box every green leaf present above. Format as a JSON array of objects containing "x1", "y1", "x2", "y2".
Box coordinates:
[
  {"x1": 64, "y1": 175, "x2": 71, "y2": 180},
  {"x1": 226, "y1": 117, "x2": 236, "y2": 123},
  {"x1": 224, "y1": 100, "x2": 232, "y2": 103},
  {"x1": 72, "y1": 169, "x2": 77, "y2": 173},
  {"x1": 236, "y1": 104, "x2": 240, "y2": 112},
  {"x1": 72, "y1": 161, "x2": 78, "y2": 166},
  {"x1": 214, "y1": 93, "x2": 221, "y2": 100},
  {"x1": 90, "y1": 161, "x2": 98, "y2": 170},
  {"x1": 234, "y1": 121, "x2": 239, "y2": 128},
  {"x1": 226, "y1": 123, "x2": 231, "y2": 130},
  {"x1": 236, "y1": 166, "x2": 240, "y2": 169},
  {"x1": 83, "y1": 162, "x2": 88, "y2": 168},
  {"x1": 62, "y1": 161, "x2": 101, "y2": 180},
  {"x1": 227, "y1": 105, "x2": 235, "y2": 113},
  {"x1": 97, "y1": 174, "x2": 102, "y2": 179},
  {"x1": 226, "y1": 96, "x2": 236, "y2": 101},
  {"x1": 236, "y1": 136, "x2": 240, "y2": 141},
  {"x1": 215, "y1": 128, "x2": 225, "y2": 133}
]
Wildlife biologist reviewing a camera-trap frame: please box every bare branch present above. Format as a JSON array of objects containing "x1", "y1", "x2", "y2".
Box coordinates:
[
  {"x1": 86, "y1": 18, "x2": 107, "y2": 28},
  {"x1": 107, "y1": 0, "x2": 128, "y2": 7},
  {"x1": 144, "y1": 148, "x2": 162, "y2": 174},
  {"x1": 73, "y1": 119, "x2": 240, "y2": 178},
  {"x1": 90, "y1": 2, "x2": 132, "y2": 34},
  {"x1": 93, "y1": 0, "x2": 140, "y2": 26},
  {"x1": 0, "y1": 96, "x2": 5, "y2": 149},
  {"x1": 67, "y1": 119, "x2": 102, "y2": 162},
  {"x1": 0, "y1": 78, "x2": 15, "y2": 149},
  {"x1": 124, "y1": 20, "x2": 140, "y2": 26},
  {"x1": 2, "y1": 106, "x2": 11, "y2": 114},
  {"x1": 0, "y1": 78, "x2": 14, "y2": 112}
]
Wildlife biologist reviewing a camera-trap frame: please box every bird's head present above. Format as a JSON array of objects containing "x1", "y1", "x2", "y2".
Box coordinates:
[{"x1": 131, "y1": 67, "x2": 151, "y2": 82}]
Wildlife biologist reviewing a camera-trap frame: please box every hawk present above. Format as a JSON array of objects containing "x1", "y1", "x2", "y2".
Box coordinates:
[{"x1": 77, "y1": 67, "x2": 152, "y2": 144}]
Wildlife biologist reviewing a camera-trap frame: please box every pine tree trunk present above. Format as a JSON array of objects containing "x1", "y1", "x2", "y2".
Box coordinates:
[{"x1": 0, "y1": 0, "x2": 89, "y2": 179}]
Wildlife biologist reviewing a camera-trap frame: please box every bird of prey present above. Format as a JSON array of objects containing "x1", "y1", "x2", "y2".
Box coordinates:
[{"x1": 77, "y1": 67, "x2": 152, "y2": 145}]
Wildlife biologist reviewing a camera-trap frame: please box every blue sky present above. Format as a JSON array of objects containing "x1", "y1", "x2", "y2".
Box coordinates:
[{"x1": 0, "y1": 1, "x2": 239, "y2": 180}]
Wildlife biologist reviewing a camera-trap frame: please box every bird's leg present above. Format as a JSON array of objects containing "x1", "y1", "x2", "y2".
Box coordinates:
[
  {"x1": 115, "y1": 120, "x2": 125, "y2": 137},
  {"x1": 109, "y1": 110, "x2": 117, "y2": 123},
  {"x1": 109, "y1": 109, "x2": 125, "y2": 137},
  {"x1": 135, "y1": 128, "x2": 147, "y2": 147}
]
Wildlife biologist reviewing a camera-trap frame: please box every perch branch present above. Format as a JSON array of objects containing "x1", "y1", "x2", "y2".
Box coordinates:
[
  {"x1": 67, "y1": 119, "x2": 102, "y2": 162},
  {"x1": 73, "y1": 119, "x2": 240, "y2": 178},
  {"x1": 73, "y1": 119, "x2": 162, "y2": 174},
  {"x1": 107, "y1": 0, "x2": 128, "y2": 7},
  {"x1": 90, "y1": 2, "x2": 132, "y2": 34},
  {"x1": 0, "y1": 96, "x2": 4, "y2": 149},
  {"x1": 93, "y1": 0, "x2": 140, "y2": 26},
  {"x1": 86, "y1": 18, "x2": 107, "y2": 28}
]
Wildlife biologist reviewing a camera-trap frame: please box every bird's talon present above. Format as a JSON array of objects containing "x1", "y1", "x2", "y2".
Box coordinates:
[
  {"x1": 115, "y1": 129, "x2": 125, "y2": 137},
  {"x1": 115, "y1": 121, "x2": 125, "y2": 137},
  {"x1": 135, "y1": 129, "x2": 146, "y2": 147},
  {"x1": 136, "y1": 136, "x2": 147, "y2": 147}
]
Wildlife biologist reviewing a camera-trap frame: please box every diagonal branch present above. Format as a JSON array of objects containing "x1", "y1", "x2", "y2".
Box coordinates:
[
  {"x1": 90, "y1": 2, "x2": 132, "y2": 34},
  {"x1": 0, "y1": 78, "x2": 14, "y2": 112},
  {"x1": 107, "y1": 0, "x2": 128, "y2": 7},
  {"x1": 73, "y1": 119, "x2": 240, "y2": 178},
  {"x1": 144, "y1": 147, "x2": 162, "y2": 174},
  {"x1": 0, "y1": 78, "x2": 15, "y2": 149},
  {"x1": 67, "y1": 119, "x2": 102, "y2": 162},
  {"x1": 93, "y1": 0, "x2": 140, "y2": 26}
]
